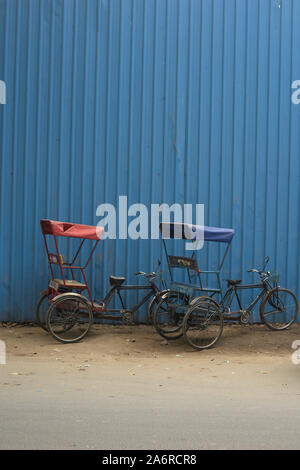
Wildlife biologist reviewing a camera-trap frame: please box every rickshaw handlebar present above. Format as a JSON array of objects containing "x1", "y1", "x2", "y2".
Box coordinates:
[
  {"x1": 136, "y1": 271, "x2": 157, "y2": 280},
  {"x1": 248, "y1": 256, "x2": 270, "y2": 278},
  {"x1": 248, "y1": 268, "x2": 271, "y2": 280}
]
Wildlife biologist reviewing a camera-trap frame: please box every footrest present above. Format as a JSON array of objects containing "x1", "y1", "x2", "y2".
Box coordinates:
[{"x1": 170, "y1": 282, "x2": 195, "y2": 297}]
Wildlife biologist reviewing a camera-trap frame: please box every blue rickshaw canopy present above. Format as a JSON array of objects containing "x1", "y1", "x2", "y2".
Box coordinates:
[{"x1": 160, "y1": 222, "x2": 235, "y2": 243}]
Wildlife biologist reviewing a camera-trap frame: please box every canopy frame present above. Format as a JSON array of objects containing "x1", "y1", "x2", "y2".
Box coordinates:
[
  {"x1": 40, "y1": 219, "x2": 101, "y2": 303},
  {"x1": 160, "y1": 222, "x2": 234, "y2": 243},
  {"x1": 160, "y1": 223, "x2": 234, "y2": 296}
]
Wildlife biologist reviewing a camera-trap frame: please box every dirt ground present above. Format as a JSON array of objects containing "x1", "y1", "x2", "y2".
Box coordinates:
[
  {"x1": 1, "y1": 321, "x2": 299, "y2": 363},
  {"x1": 1, "y1": 322, "x2": 300, "y2": 449}
]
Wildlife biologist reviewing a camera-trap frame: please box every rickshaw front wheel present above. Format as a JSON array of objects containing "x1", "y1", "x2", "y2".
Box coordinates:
[
  {"x1": 46, "y1": 293, "x2": 93, "y2": 343},
  {"x1": 182, "y1": 300, "x2": 223, "y2": 350}
]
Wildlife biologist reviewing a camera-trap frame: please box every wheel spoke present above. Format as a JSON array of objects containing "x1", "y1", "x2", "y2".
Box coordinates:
[
  {"x1": 183, "y1": 300, "x2": 223, "y2": 350},
  {"x1": 261, "y1": 288, "x2": 298, "y2": 330},
  {"x1": 153, "y1": 291, "x2": 185, "y2": 339},
  {"x1": 263, "y1": 309, "x2": 281, "y2": 317},
  {"x1": 47, "y1": 296, "x2": 93, "y2": 343}
]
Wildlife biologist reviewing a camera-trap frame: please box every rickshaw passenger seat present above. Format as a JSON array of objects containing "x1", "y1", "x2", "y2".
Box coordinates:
[
  {"x1": 227, "y1": 279, "x2": 242, "y2": 287},
  {"x1": 110, "y1": 275, "x2": 126, "y2": 286},
  {"x1": 53, "y1": 278, "x2": 86, "y2": 290}
]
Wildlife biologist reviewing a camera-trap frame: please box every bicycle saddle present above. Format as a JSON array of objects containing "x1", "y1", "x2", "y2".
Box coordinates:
[
  {"x1": 110, "y1": 275, "x2": 126, "y2": 286},
  {"x1": 227, "y1": 279, "x2": 242, "y2": 286}
]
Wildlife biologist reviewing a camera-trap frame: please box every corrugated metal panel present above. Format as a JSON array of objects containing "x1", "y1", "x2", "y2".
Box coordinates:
[{"x1": 0, "y1": 0, "x2": 300, "y2": 322}]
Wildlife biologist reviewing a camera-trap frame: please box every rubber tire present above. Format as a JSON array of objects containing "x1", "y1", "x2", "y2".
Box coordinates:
[
  {"x1": 36, "y1": 287, "x2": 69, "y2": 331},
  {"x1": 46, "y1": 294, "x2": 93, "y2": 343},
  {"x1": 182, "y1": 301, "x2": 224, "y2": 350},
  {"x1": 147, "y1": 289, "x2": 170, "y2": 324},
  {"x1": 35, "y1": 290, "x2": 51, "y2": 331},
  {"x1": 260, "y1": 287, "x2": 298, "y2": 331},
  {"x1": 152, "y1": 291, "x2": 185, "y2": 340},
  {"x1": 190, "y1": 295, "x2": 220, "y2": 309}
]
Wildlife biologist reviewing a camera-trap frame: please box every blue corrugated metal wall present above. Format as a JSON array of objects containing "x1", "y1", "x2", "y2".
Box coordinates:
[{"x1": 0, "y1": 0, "x2": 300, "y2": 322}]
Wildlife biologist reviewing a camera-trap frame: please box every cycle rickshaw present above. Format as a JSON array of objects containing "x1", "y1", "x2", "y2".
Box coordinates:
[
  {"x1": 36, "y1": 219, "x2": 168, "y2": 343},
  {"x1": 152, "y1": 222, "x2": 298, "y2": 350}
]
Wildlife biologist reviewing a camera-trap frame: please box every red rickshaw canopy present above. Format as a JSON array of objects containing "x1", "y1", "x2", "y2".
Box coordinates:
[{"x1": 40, "y1": 219, "x2": 104, "y2": 240}]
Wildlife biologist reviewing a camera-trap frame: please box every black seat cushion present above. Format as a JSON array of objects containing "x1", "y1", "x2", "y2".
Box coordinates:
[
  {"x1": 227, "y1": 279, "x2": 242, "y2": 286},
  {"x1": 110, "y1": 275, "x2": 126, "y2": 286}
]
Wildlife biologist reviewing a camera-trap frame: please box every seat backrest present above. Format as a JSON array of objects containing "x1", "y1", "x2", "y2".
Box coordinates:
[{"x1": 168, "y1": 255, "x2": 198, "y2": 271}]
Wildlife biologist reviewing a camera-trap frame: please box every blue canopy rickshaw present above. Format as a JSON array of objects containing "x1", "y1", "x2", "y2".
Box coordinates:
[
  {"x1": 150, "y1": 222, "x2": 235, "y2": 350},
  {"x1": 160, "y1": 222, "x2": 235, "y2": 298}
]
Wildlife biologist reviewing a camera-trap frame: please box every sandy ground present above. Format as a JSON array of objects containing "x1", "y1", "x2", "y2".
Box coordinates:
[{"x1": 0, "y1": 322, "x2": 300, "y2": 450}]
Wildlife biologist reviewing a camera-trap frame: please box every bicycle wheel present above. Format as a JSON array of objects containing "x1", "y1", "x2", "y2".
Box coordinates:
[
  {"x1": 152, "y1": 291, "x2": 186, "y2": 340},
  {"x1": 46, "y1": 294, "x2": 93, "y2": 343},
  {"x1": 260, "y1": 287, "x2": 298, "y2": 331},
  {"x1": 147, "y1": 289, "x2": 169, "y2": 324},
  {"x1": 182, "y1": 300, "x2": 223, "y2": 350},
  {"x1": 36, "y1": 290, "x2": 51, "y2": 331}
]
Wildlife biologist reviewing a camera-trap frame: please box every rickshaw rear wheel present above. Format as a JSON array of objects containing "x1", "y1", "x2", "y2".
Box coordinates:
[
  {"x1": 147, "y1": 289, "x2": 170, "y2": 325},
  {"x1": 36, "y1": 287, "x2": 70, "y2": 332},
  {"x1": 152, "y1": 291, "x2": 186, "y2": 340},
  {"x1": 182, "y1": 300, "x2": 223, "y2": 350},
  {"x1": 46, "y1": 293, "x2": 93, "y2": 343},
  {"x1": 36, "y1": 290, "x2": 51, "y2": 331},
  {"x1": 189, "y1": 295, "x2": 220, "y2": 309}
]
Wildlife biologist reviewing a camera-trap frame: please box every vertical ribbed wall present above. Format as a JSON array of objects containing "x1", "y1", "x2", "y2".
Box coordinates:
[{"x1": 0, "y1": 0, "x2": 299, "y2": 321}]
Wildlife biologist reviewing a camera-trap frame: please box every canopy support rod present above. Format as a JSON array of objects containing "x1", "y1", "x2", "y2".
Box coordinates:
[{"x1": 218, "y1": 242, "x2": 230, "y2": 271}]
